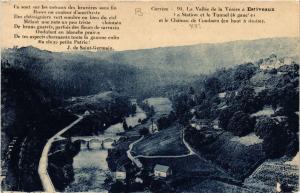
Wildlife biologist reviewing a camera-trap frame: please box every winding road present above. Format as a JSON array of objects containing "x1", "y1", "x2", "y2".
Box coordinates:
[
  {"x1": 127, "y1": 136, "x2": 144, "y2": 168},
  {"x1": 38, "y1": 114, "x2": 84, "y2": 192}
]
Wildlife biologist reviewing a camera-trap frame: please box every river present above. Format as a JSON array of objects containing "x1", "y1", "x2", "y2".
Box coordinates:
[{"x1": 65, "y1": 99, "x2": 147, "y2": 192}]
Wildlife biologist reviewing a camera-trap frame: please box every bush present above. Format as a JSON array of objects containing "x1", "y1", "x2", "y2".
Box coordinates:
[
  {"x1": 268, "y1": 68, "x2": 277, "y2": 74},
  {"x1": 139, "y1": 127, "x2": 149, "y2": 136},
  {"x1": 255, "y1": 116, "x2": 297, "y2": 158},
  {"x1": 254, "y1": 117, "x2": 277, "y2": 139},
  {"x1": 184, "y1": 128, "x2": 215, "y2": 148},
  {"x1": 123, "y1": 120, "x2": 129, "y2": 131},
  {"x1": 204, "y1": 77, "x2": 221, "y2": 95},
  {"x1": 262, "y1": 128, "x2": 288, "y2": 158},
  {"x1": 234, "y1": 63, "x2": 257, "y2": 81},
  {"x1": 218, "y1": 107, "x2": 235, "y2": 129},
  {"x1": 157, "y1": 111, "x2": 176, "y2": 130},
  {"x1": 285, "y1": 132, "x2": 299, "y2": 157},
  {"x1": 226, "y1": 111, "x2": 254, "y2": 136},
  {"x1": 234, "y1": 85, "x2": 258, "y2": 113}
]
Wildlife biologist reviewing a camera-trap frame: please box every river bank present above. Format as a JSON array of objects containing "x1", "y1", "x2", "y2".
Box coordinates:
[{"x1": 64, "y1": 99, "x2": 147, "y2": 192}]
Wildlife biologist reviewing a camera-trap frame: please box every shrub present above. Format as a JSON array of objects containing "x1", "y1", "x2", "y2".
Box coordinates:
[
  {"x1": 285, "y1": 133, "x2": 299, "y2": 157},
  {"x1": 204, "y1": 77, "x2": 221, "y2": 95},
  {"x1": 218, "y1": 107, "x2": 235, "y2": 129},
  {"x1": 139, "y1": 127, "x2": 149, "y2": 136},
  {"x1": 254, "y1": 117, "x2": 277, "y2": 139},
  {"x1": 157, "y1": 111, "x2": 176, "y2": 130},
  {"x1": 268, "y1": 68, "x2": 277, "y2": 74},
  {"x1": 262, "y1": 128, "x2": 288, "y2": 158},
  {"x1": 234, "y1": 85, "x2": 258, "y2": 113},
  {"x1": 226, "y1": 111, "x2": 254, "y2": 136},
  {"x1": 184, "y1": 128, "x2": 215, "y2": 148},
  {"x1": 234, "y1": 63, "x2": 257, "y2": 81}
]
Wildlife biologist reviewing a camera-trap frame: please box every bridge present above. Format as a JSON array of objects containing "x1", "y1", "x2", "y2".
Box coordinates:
[{"x1": 71, "y1": 135, "x2": 120, "y2": 150}]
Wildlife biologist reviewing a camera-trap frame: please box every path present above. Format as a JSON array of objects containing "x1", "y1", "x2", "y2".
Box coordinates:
[
  {"x1": 127, "y1": 136, "x2": 144, "y2": 168},
  {"x1": 38, "y1": 115, "x2": 84, "y2": 192}
]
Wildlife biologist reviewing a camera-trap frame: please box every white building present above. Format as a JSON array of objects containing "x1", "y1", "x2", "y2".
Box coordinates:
[
  {"x1": 115, "y1": 166, "x2": 126, "y2": 180},
  {"x1": 149, "y1": 123, "x2": 159, "y2": 134},
  {"x1": 154, "y1": 164, "x2": 172, "y2": 178},
  {"x1": 259, "y1": 55, "x2": 293, "y2": 70},
  {"x1": 84, "y1": 110, "x2": 90, "y2": 116},
  {"x1": 218, "y1": 92, "x2": 226, "y2": 99},
  {"x1": 189, "y1": 119, "x2": 211, "y2": 131}
]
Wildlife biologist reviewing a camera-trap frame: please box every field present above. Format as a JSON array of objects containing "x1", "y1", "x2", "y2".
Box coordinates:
[
  {"x1": 178, "y1": 179, "x2": 251, "y2": 193},
  {"x1": 244, "y1": 158, "x2": 299, "y2": 192},
  {"x1": 143, "y1": 97, "x2": 173, "y2": 117},
  {"x1": 194, "y1": 131, "x2": 266, "y2": 180},
  {"x1": 131, "y1": 124, "x2": 189, "y2": 156}
]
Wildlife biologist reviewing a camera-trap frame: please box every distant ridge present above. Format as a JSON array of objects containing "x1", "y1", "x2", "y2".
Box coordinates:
[
  {"x1": 1, "y1": 37, "x2": 299, "y2": 97},
  {"x1": 88, "y1": 37, "x2": 299, "y2": 74}
]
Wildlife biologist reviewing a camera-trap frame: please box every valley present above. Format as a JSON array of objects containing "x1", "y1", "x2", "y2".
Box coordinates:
[{"x1": 1, "y1": 38, "x2": 299, "y2": 192}]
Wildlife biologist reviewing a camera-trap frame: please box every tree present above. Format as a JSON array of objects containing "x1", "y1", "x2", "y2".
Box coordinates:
[
  {"x1": 254, "y1": 117, "x2": 277, "y2": 138},
  {"x1": 173, "y1": 93, "x2": 190, "y2": 117},
  {"x1": 139, "y1": 127, "x2": 149, "y2": 136},
  {"x1": 233, "y1": 63, "x2": 257, "y2": 82},
  {"x1": 256, "y1": 88, "x2": 279, "y2": 111},
  {"x1": 285, "y1": 132, "x2": 299, "y2": 157},
  {"x1": 278, "y1": 83, "x2": 299, "y2": 113},
  {"x1": 157, "y1": 111, "x2": 177, "y2": 130},
  {"x1": 122, "y1": 119, "x2": 129, "y2": 131},
  {"x1": 188, "y1": 86, "x2": 195, "y2": 95},
  {"x1": 218, "y1": 107, "x2": 235, "y2": 129},
  {"x1": 262, "y1": 126, "x2": 289, "y2": 158},
  {"x1": 204, "y1": 77, "x2": 221, "y2": 95},
  {"x1": 226, "y1": 111, "x2": 254, "y2": 136},
  {"x1": 234, "y1": 85, "x2": 258, "y2": 113},
  {"x1": 149, "y1": 105, "x2": 155, "y2": 117},
  {"x1": 268, "y1": 68, "x2": 277, "y2": 74},
  {"x1": 130, "y1": 104, "x2": 137, "y2": 115},
  {"x1": 195, "y1": 99, "x2": 212, "y2": 119}
]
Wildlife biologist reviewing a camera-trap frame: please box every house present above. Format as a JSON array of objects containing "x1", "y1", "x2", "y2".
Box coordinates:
[
  {"x1": 190, "y1": 119, "x2": 211, "y2": 131},
  {"x1": 259, "y1": 55, "x2": 293, "y2": 70},
  {"x1": 154, "y1": 164, "x2": 172, "y2": 178},
  {"x1": 218, "y1": 92, "x2": 226, "y2": 99},
  {"x1": 115, "y1": 166, "x2": 126, "y2": 180},
  {"x1": 149, "y1": 122, "x2": 159, "y2": 134}
]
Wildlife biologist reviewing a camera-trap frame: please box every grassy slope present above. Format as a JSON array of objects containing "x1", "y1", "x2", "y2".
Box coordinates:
[
  {"x1": 131, "y1": 124, "x2": 188, "y2": 156},
  {"x1": 195, "y1": 131, "x2": 266, "y2": 180},
  {"x1": 244, "y1": 158, "x2": 299, "y2": 192}
]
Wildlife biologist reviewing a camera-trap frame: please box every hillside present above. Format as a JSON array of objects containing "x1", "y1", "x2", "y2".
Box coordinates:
[
  {"x1": 2, "y1": 37, "x2": 298, "y2": 98},
  {"x1": 1, "y1": 60, "x2": 77, "y2": 191},
  {"x1": 83, "y1": 37, "x2": 299, "y2": 74},
  {"x1": 170, "y1": 54, "x2": 299, "y2": 192}
]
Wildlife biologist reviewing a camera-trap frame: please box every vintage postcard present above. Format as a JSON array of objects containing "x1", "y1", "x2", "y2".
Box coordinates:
[{"x1": 0, "y1": 1, "x2": 299, "y2": 192}]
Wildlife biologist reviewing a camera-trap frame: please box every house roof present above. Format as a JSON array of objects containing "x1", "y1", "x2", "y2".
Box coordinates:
[{"x1": 154, "y1": 164, "x2": 170, "y2": 172}]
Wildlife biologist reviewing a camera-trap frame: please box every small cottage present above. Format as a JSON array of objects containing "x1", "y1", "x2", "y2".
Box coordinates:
[
  {"x1": 190, "y1": 119, "x2": 211, "y2": 131},
  {"x1": 115, "y1": 166, "x2": 126, "y2": 180},
  {"x1": 149, "y1": 123, "x2": 159, "y2": 134},
  {"x1": 154, "y1": 164, "x2": 172, "y2": 178}
]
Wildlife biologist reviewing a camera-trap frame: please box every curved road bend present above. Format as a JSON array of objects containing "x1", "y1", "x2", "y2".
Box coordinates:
[{"x1": 38, "y1": 115, "x2": 84, "y2": 192}]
